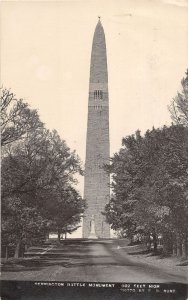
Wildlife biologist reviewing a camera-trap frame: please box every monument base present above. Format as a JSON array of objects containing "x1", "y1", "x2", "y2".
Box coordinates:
[
  {"x1": 88, "y1": 215, "x2": 98, "y2": 239},
  {"x1": 88, "y1": 233, "x2": 98, "y2": 239}
]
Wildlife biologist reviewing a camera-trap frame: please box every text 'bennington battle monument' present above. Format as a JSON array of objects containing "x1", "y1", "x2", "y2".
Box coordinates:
[{"x1": 83, "y1": 19, "x2": 110, "y2": 238}]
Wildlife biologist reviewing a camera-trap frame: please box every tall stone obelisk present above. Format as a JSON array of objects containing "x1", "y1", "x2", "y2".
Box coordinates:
[{"x1": 83, "y1": 18, "x2": 110, "y2": 238}]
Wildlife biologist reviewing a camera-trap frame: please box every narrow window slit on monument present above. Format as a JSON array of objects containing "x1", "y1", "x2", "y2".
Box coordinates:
[{"x1": 94, "y1": 90, "x2": 103, "y2": 100}]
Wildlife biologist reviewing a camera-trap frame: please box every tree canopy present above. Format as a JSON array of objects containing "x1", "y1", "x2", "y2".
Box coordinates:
[
  {"x1": 104, "y1": 71, "x2": 188, "y2": 257},
  {"x1": 168, "y1": 70, "x2": 188, "y2": 126},
  {"x1": 104, "y1": 125, "x2": 188, "y2": 255},
  {"x1": 1, "y1": 89, "x2": 85, "y2": 257},
  {"x1": 1, "y1": 89, "x2": 43, "y2": 147}
]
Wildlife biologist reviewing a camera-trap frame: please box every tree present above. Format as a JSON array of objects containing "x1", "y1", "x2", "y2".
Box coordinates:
[
  {"x1": 1, "y1": 88, "x2": 43, "y2": 147},
  {"x1": 2, "y1": 127, "x2": 85, "y2": 255},
  {"x1": 48, "y1": 186, "x2": 86, "y2": 242},
  {"x1": 168, "y1": 70, "x2": 188, "y2": 126},
  {"x1": 104, "y1": 126, "x2": 188, "y2": 256},
  {"x1": 1, "y1": 90, "x2": 85, "y2": 257},
  {"x1": 104, "y1": 130, "x2": 144, "y2": 242},
  {"x1": 2, "y1": 196, "x2": 48, "y2": 258}
]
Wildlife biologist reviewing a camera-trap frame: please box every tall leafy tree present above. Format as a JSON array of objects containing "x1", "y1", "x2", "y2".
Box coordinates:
[
  {"x1": 104, "y1": 126, "x2": 188, "y2": 256},
  {"x1": 1, "y1": 88, "x2": 43, "y2": 146},
  {"x1": 1, "y1": 90, "x2": 85, "y2": 257},
  {"x1": 168, "y1": 70, "x2": 188, "y2": 127}
]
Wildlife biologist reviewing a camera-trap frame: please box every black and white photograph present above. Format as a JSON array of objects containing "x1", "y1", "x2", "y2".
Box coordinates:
[{"x1": 1, "y1": 0, "x2": 188, "y2": 299}]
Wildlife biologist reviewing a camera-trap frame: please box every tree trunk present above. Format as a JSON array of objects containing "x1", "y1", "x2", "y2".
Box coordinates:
[
  {"x1": 14, "y1": 240, "x2": 21, "y2": 259},
  {"x1": 130, "y1": 237, "x2": 133, "y2": 245},
  {"x1": 25, "y1": 244, "x2": 29, "y2": 251},
  {"x1": 65, "y1": 232, "x2": 67, "y2": 240},
  {"x1": 152, "y1": 232, "x2": 158, "y2": 253},
  {"x1": 172, "y1": 240, "x2": 177, "y2": 256},
  {"x1": 177, "y1": 234, "x2": 182, "y2": 257},
  {"x1": 45, "y1": 232, "x2": 49, "y2": 241},
  {"x1": 57, "y1": 229, "x2": 61, "y2": 243},
  {"x1": 145, "y1": 234, "x2": 151, "y2": 251},
  {"x1": 5, "y1": 246, "x2": 8, "y2": 261},
  {"x1": 163, "y1": 238, "x2": 169, "y2": 255},
  {"x1": 162, "y1": 231, "x2": 173, "y2": 255},
  {"x1": 181, "y1": 235, "x2": 187, "y2": 257}
]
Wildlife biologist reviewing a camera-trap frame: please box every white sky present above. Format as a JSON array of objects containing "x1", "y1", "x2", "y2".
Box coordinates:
[{"x1": 1, "y1": 0, "x2": 188, "y2": 237}]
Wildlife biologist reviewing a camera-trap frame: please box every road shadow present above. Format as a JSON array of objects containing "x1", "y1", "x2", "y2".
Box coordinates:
[
  {"x1": 1, "y1": 240, "x2": 117, "y2": 273},
  {"x1": 1, "y1": 240, "x2": 187, "y2": 284}
]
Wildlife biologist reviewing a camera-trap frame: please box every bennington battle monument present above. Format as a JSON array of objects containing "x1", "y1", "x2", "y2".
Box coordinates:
[{"x1": 83, "y1": 18, "x2": 110, "y2": 238}]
